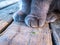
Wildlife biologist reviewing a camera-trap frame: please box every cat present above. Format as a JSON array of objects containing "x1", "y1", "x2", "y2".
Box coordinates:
[
  {"x1": 13, "y1": 0, "x2": 60, "y2": 27},
  {"x1": 13, "y1": 0, "x2": 31, "y2": 22}
]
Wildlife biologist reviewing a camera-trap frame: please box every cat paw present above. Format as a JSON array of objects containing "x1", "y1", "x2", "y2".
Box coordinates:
[
  {"x1": 46, "y1": 12, "x2": 57, "y2": 23},
  {"x1": 25, "y1": 15, "x2": 39, "y2": 27},
  {"x1": 13, "y1": 11, "x2": 27, "y2": 22},
  {"x1": 25, "y1": 14, "x2": 47, "y2": 27}
]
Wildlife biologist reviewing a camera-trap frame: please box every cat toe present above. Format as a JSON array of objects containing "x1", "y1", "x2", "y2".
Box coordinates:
[
  {"x1": 39, "y1": 20, "x2": 45, "y2": 27},
  {"x1": 25, "y1": 15, "x2": 38, "y2": 28},
  {"x1": 39, "y1": 17, "x2": 46, "y2": 27}
]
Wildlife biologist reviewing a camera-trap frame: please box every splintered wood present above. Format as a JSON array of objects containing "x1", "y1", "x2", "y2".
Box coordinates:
[{"x1": 0, "y1": 22, "x2": 52, "y2": 45}]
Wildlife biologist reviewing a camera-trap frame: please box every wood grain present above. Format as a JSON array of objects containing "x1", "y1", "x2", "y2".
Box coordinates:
[
  {"x1": 0, "y1": 17, "x2": 12, "y2": 33},
  {"x1": 0, "y1": 22, "x2": 52, "y2": 45},
  {"x1": 0, "y1": 0, "x2": 18, "y2": 9},
  {"x1": 0, "y1": 22, "x2": 20, "y2": 45},
  {"x1": 0, "y1": 20, "x2": 8, "y2": 33},
  {"x1": 0, "y1": 2, "x2": 19, "y2": 33}
]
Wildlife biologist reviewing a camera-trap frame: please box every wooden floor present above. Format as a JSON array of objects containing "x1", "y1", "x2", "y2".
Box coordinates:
[{"x1": 0, "y1": 0, "x2": 60, "y2": 45}]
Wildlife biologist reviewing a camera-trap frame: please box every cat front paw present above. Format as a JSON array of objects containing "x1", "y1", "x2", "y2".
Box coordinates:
[
  {"x1": 46, "y1": 12, "x2": 57, "y2": 23},
  {"x1": 25, "y1": 15, "x2": 39, "y2": 28},
  {"x1": 25, "y1": 14, "x2": 47, "y2": 28},
  {"x1": 13, "y1": 11, "x2": 27, "y2": 22}
]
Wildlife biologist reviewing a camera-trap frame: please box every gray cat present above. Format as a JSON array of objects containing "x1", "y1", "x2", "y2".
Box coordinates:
[{"x1": 13, "y1": 0, "x2": 60, "y2": 27}]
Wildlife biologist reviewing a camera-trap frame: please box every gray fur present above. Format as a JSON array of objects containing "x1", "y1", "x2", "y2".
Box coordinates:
[
  {"x1": 25, "y1": 0, "x2": 53, "y2": 27},
  {"x1": 13, "y1": 0, "x2": 60, "y2": 27},
  {"x1": 13, "y1": 0, "x2": 31, "y2": 22}
]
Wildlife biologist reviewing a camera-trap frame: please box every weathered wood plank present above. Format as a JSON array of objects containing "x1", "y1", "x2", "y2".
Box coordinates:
[
  {"x1": 0, "y1": 22, "x2": 27, "y2": 45},
  {"x1": 0, "y1": 2, "x2": 19, "y2": 33},
  {"x1": 51, "y1": 19, "x2": 60, "y2": 45},
  {"x1": 0, "y1": 13, "x2": 13, "y2": 33},
  {"x1": 10, "y1": 22, "x2": 32, "y2": 45},
  {"x1": 0, "y1": 22, "x2": 20, "y2": 45},
  {"x1": 0, "y1": 22, "x2": 52, "y2": 45},
  {"x1": 0, "y1": 17, "x2": 12, "y2": 33},
  {"x1": 11, "y1": 22, "x2": 52, "y2": 45},
  {"x1": 0, "y1": 14, "x2": 13, "y2": 23},
  {"x1": 0, "y1": 2, "x2": 19, "y2": 14},
  {"x1": 28, "y1": 23, "x2": 52, "y2": 45},
  {"x1": 0, "y1": 20, "x2": 8, "y2": 33},
  {"x1": 0, "y1": 14, "x2": 13, "y2": 33},
  {"x1": 0, "y1": 0, "x2": 18, "y2": 9}
]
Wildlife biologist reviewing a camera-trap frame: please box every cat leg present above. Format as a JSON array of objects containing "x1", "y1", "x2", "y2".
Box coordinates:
[
  {"x1": 25, "y1": 0, "x2": 52, "y2": 27},
  {"x1": 47, "y1": 0, "x2": 60, "y2": 23},
  {"x1": 13, "y1": 0, "x2": 31, "y2": 22},
  {"x1": 46, "y1": 12, "x2": 57, "y2": 23}
]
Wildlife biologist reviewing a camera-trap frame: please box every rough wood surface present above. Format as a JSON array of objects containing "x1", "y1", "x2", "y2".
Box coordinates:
[
  {"x1": 0, "y1": 14, "x2": 12, "y2": 33},
  {"x1": 0, "y1": 22, "x2": 20, "y2": 45},
  {"x1": 0, "y1": 2, "x2": 19, "y2": 33},
  {"x1": 0, "y1": 0, "x2": 18, "y2": 9},
  {"x1": 0, "y1": 22, "x2": 52, "y2": 45},
  {"x1": 0, "y1": 20, "x2": 8, "y2": 33},
  {"x1": 51, "y1": 19, "x2": 60, "y2": 45},
  {"x1": 0, "y1": 14, "x2": 13, "y2": 32}
]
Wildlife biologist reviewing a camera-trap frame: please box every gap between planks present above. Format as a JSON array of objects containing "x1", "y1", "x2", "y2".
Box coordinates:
[{"x1": 0, "y1": 18, "x2": 13, "y2": 33}]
